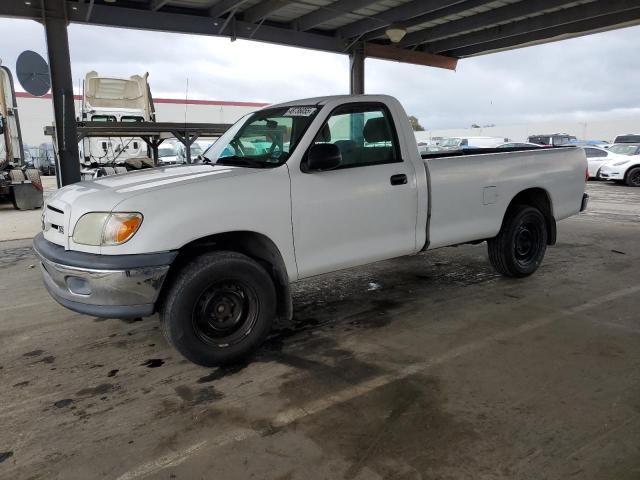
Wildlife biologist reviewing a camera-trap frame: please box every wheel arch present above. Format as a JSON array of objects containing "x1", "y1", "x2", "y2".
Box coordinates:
[
  {"x1": 160, "y1": 231, "x2": 292, "y2": 321},
  {"x1": 504, "y1": 187, "x2": 556, "y2": 245},
  {"x1": 624, "y1": 165, "x2": 640, "y2": 184}
]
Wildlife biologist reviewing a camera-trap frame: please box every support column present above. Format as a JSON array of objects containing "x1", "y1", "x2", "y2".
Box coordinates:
[
  {"x1": 349, "y1": 43, "x2": 365, "y2": 95},
  {"x1": 43, "y1": 0, "x2": 80, "y2": 187}
]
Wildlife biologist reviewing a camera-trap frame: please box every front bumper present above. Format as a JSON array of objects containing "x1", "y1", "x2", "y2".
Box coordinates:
[
  {"x1": 598, "y1": 167, "x2": 625, "y2": 180},
  {"x1": 33, "y1": 233, "x2": 177, "y2": 318}
]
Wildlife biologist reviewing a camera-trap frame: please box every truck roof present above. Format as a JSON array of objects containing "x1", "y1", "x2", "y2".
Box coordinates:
[{"x1": 267, "y1": 94, "x2": 396, "y2": 109}]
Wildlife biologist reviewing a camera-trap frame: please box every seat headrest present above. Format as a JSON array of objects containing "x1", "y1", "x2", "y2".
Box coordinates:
[
  {"x1": 363, "y1": 117, "x2": 392, "y2": 143},
  {"x1": 318, "y1": 124, "x2": 331, "y2": 142}
]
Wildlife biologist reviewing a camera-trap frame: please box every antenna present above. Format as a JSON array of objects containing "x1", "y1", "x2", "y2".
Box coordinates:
[{"x1": 16, "y1": 50, "x2": 50, "y2": 97}]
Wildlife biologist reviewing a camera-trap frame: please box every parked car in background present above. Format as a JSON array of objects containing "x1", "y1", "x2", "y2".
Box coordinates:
[
  {"x1": 498, "y1": 142, "x2": 542, "y2": 149},
  {"x1": 581, "y1": 139, "x2": 610, "y2": 148},
  {"x1": 176, "y1": 141, "x2": 204, "y2": 163},
  {"x1": 439, "y1": 136, "x2": 509, "y2": 150},
  {"x1": 613, "y1": 134, "x2": 640, "y2": 144},
  {"x1": 584, "y1": 146, "x2": 629, "y2": 178},
  {"x1": 598, "y1": 144, "x2": 640, "y2": 186},
  {"x1": 158, "y1": 142, "x2": 179, "y2": 165},
  {"x1": 528, "y1": 133, "x2": 576, "y2": 146},
  {"x1": 607, "y1": 143, "x2": 640, "y2": 156}
]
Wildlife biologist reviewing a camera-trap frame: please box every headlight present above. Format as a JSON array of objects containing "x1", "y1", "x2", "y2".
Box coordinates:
[
  {"x1": 613, "y1": 160, "x2": 629, "y2": 166},
  {"x1": 73, "y1": 212, "x2": 143, "y2": 246}
]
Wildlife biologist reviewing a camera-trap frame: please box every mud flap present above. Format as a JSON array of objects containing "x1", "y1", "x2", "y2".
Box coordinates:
[{"x1": 11, "y1": 182, "x2": 43, "y2": 210}]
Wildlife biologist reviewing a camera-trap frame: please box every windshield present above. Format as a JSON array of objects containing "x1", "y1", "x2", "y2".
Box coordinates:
[
  {"x1": 615, "y1": 135, "x2": 640, "y2": 143},
  {"x1": 158, "y1": 145, "x2": 176, "y2": 158},
  {"x1": 201, "y1": 106, "x2": 318, "y2": 167},
  {"x1": 91, "y1": 115, "x2": 117, "y2": 122},
  {"x1": 609, "y1": 144, "x2": 640, "y2": 156},
  {"x1": 190, "y1": 144, "x2": 203, "y2": 156},
  {"x1": 440, "y1": 138, "x2": 461, "y2": 148},
  {"x1": 121, "y1": 116, "x2": 144, "y2": 122}
]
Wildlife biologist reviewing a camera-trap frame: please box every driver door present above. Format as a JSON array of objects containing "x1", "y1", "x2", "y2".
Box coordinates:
[{"x1": 290, "y1": 103, "x2": 418, "y2": 278}]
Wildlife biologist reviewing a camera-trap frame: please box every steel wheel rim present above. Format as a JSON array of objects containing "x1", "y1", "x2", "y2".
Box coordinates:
[
  {"x1": 513, "y1": 218, "x2": 542, "y2": 267},
  {"x1": 192, "y1": 280, "x2": 259, "y2": 347}
]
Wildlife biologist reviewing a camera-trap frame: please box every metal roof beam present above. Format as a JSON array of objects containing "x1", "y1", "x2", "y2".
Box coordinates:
[
  {"x1": 364, "y1": 43, "x2": 457, "y2": 70},
  {"x1": 400, "y1": 0, "x2": 589, "y2": 47},
  {"x1": 208, "y1": 0, "x2": 249, "y2": 18},
  {"x1": 292, "y1": 0, "x2": 378, "y2": 31},
  {"x1": 426, "y1": 0, "x2": 640, "y2": 53},
  {"x1": 338, "y1": 0, "x2": 468, "y2": 39},
  {"x1": 149, "y1": 0, "x2": 170, "y2": 12},
  {"x1": 360, "y1": 0, "x2": 496, "y2": 41},
  {"x1": 60, "y1": 3, "x2": 346, "y2": 52},
  {"x1": 448, "y1": 6, "x2": 640, "y2": 57},
  {"x1": 242, "y1": 0, "x2": 290, "y2": 23}
]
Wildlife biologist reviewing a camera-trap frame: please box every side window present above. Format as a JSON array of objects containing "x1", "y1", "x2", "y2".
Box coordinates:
[
  {"x1": 585, "y1": 148, "x2": 607, "y2": 158},
  {"x1": 311, "y1": 104, "x2": 399, "y2": 168}
]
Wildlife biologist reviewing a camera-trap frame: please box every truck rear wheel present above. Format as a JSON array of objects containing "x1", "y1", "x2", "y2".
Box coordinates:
[
  {"x1": 160, "y1": 251, "x2": 276, "y2": 366},
  {"x1": 488, "y1": 205, "x2": 547, "y2": 278},
  {"x1": 625, "y1": 167, "x2": 640, "y2": 187}
]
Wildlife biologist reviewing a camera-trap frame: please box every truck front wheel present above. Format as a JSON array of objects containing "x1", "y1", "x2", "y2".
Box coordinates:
[
  {"x1": 487, "y1": 205, "x2": 548, "y2": 278},
  {"x1": 160, "y1": 251, "x2": 276, "y2": 366}
]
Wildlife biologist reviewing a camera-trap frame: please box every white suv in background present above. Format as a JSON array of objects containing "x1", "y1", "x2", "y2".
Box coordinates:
[
  {"x1": 598, "y1": 143, "x2": 640, "y2": 186},
  {"x1": 584, "y1": 146, "x2": 628, "y2": 179}
]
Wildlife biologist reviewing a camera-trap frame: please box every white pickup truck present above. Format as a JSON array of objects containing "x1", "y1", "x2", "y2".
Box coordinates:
[{"x1": 34, "y1": 95, "x2": 588, "y2": 366}]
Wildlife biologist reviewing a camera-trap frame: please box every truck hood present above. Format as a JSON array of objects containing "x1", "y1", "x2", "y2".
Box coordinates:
[
  {"x1": 51, "y1": 164, "x2": 261, "y2": 205},
  {"x1": 44, "y1": 164, "x2": 265, "y2": 249}
]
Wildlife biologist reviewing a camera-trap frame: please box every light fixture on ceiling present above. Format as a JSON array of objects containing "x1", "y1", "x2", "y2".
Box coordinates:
[
  {"x1": 104, "y1": 0, "x2": 117, "y2": 3},
  {"x1": 385, "y1": 24, "x2": 407, "y2": 43}
]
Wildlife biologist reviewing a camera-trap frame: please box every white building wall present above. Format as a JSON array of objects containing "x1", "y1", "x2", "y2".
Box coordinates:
[
  {"x1": 16, "y1": 93, "x2": 266, "y2": 147},
  {"x1": 416, "y1": 117, "x2": 640, "y2": 144}
]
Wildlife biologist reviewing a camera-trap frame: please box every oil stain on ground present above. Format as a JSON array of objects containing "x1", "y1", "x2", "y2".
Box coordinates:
[
  {"x1": 142, "y1": 359, "x2": 164, "y2": 368},
  {"x1": 76, "y1": 383, "x2": 114, "y2": 396},
  {"x1": 299, "y1": 374, "x2": 478, "y2": 479},
  {"x1": 264, "y1": 336, "x2": 387, "y2": 408},
  {"x1": 174, "y1": 385, "x2": 224, "y2": 404}
]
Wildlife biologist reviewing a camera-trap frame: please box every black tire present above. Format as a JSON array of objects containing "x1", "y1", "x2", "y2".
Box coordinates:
[
  {"x1": 625, "y1": 167, "x2": 640, "y2": 187},
  {"x1": 160, "y1": 251, "x2": 276, "y2": 366},
  {"x1": 488, "y1": 205, "x2": 548, "y2": 278}
]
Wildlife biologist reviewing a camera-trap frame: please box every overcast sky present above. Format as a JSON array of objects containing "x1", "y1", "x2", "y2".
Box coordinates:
[{"x1": 1, "y1": 17, "x2": 640, "y2": 129}]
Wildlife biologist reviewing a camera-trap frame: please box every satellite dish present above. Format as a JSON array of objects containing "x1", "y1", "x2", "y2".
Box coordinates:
[{"x1": 16, "y1": 50, "x2": 51, "y2": 97}]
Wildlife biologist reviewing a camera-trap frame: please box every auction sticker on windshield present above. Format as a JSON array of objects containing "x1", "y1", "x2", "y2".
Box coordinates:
[{"x1": 284, "y1": 106, "x2": 317, "y2": 117}]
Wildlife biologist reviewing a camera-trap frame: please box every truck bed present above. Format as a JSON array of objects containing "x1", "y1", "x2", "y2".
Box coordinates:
[
  {"x1": 421, "y1": 145, "x2": 565, "y2": 160},
  {"x1": 423, "y1": 146, "x2": 586, "y2": 249}
]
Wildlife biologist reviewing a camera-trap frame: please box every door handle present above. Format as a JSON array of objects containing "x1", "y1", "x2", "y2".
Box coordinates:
[{"x1": 390, "y1": 174, "x2": 407, "y2": 186}]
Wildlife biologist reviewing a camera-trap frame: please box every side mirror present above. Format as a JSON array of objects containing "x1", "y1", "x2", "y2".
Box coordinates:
[
  {"x1": 307, "y1": 143, "x2": 341, "y2": 171},
  {"x1": 0, "y1": 116, "x2": 4, "y2": 135}
]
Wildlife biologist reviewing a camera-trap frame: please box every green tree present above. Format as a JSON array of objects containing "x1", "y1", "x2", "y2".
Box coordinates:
[{"x1": 408, "y1": 115, "x2": 425, "y2": 131}]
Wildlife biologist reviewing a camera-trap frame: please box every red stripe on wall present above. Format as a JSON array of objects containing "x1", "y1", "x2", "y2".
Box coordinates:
[{"x1": 14, "y1": 91, "x2": 269, "y2": 108}]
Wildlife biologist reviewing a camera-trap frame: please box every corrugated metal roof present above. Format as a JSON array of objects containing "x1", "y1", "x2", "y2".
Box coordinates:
[{"x1": 3, "y1": 0, "x2": 639, "y2": 62}]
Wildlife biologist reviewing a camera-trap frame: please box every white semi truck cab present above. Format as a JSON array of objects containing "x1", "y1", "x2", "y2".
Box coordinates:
[
  {"x1": 34, "y1": 94, "x2": 589, "y2": 366},
  {"x1": 0, "y1": 60, "x2": 43, "y2": 210},
  {"x1": 79, "y1": 71, "x2": 153, "y2": 172}
]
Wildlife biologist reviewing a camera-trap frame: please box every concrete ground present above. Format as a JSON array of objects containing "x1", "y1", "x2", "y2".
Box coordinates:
[
  {"x1": 0, "y1": 176, "x2": 58, "y2": 242},
  {"x1": 1, "y1": 181, "x2": 639, "y2": 480}
]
